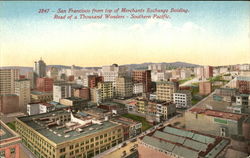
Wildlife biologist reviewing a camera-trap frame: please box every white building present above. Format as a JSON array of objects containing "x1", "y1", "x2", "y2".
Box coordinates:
[
  {"x1": 148, "y1": 64, "x2": 166, "y2": 72},
  {"x1": 53, "y1": 83, "x2": 73, "y2": 102},
  {"x1": 133, "y1": 83, "x2": 144, "y2": 95},
  {"x1": 173, "y1": 90, "x2": 191, "y2": 108},
  {"x1": 151, "y1": 71, "x2": 171, "y2": 82},
  {"x1": 100, "y1": 64, "x2": 127, "y2": 87},
  {"x1": 27, "y1": 103, "x2": 55, "y2": 115},
  {"x1": 180, "y1": 69, "x2": 191, "y2": 79},
  {"x1": 156, "y1": 102, "x2": 176, "y2": 120}
]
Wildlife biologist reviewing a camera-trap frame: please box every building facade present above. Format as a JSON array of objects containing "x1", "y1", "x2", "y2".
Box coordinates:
[
  {"x1": 14, "y1": 79, "x2": 31, "y2": 113},
  {"x1": 156, "y1": 81, "x2": 178, "y2": 102},
  {"x1": 53, "y1": 83, "x2": 73, "y2": 102},
  {"x1": 132, "y1": 70, "x2": 151, "y2": 93},
  {"x1": 36, "y1": 77, "x2": 54, "y2": 92},
  {"x1": 0, "y1": 69, "x2": 20, "y2": 95},
  {"x1": 173, "y1": 90, "x2": 191, "y2": 108},
  {"x1": 34, "y1": 58, "x2": 46, "y2": 78},
  {"x1": 15, "y1": 110, "x2": 124, "y2": 158},
  {"x1": 115, "y1": 77, "x2": 133, "y2": 98},
  {"x1": 0, "y1": 94, "x2": 19, "y2": 114},
  {"x1": 98, "y1": 82, "x2": 114, "y2": 102},
  {"x1": 199, "y1": 81, "x2": 212, "y2": 95}
]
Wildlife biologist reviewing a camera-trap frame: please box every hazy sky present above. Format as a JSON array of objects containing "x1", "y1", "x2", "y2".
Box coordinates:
[{"x1": 1, "y1": 1, "x2": 249, "y2": 67}]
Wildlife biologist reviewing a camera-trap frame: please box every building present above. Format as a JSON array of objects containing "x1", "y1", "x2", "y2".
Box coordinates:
[
  {"x1": 156, "y1": 102, "x2": 176, "y2": 120},
  {"x1": 195, "y1": 66, "x2": 213, "y2": 79},
  {"x1": 36, "y1": 77, "x2": 54, "y2": 92},
  {"x1": 53, "y1": 83, "x2": 73, "y2": 102},
  {"x1": 90, "y1": 88, "x2": 100, "y2": 103},
  {"x1": 30, "y1": 91, "x2": 53, "y2": 103},
  {"x1": 213, "y1": 88, "x2": 237, "y2": 102},
  {"x1": 101, "y1": 64, "x2": 127, "y2": 87},
  {"x1": 236, "y1": 76, "x2": 250, "y2": 94},
  {"x1": 173, "y1": 90, "x2": 191, "y2": 108},
  {"x1": 185, "y1": 108, "x2": 247, "y2": 138},
  {"x1": 27, "y1": 102, "x2": 55, "y2": 115},
  {"x1": 112, "y1": 117, "x2": 142, "y2": 140},
  {"x1": 171, "y1": 69, "x2": 181, "y2": 79},
  {"x1": 0, "y1": 120, "x2": 21, "y2": 158},
  {"x1": 47, "y1": 66, "x2": 59, "y2": 80},
  {"x1": 139, "y1": 126, "x2": 230, "y2": 158},
  {"x1": 0, "y1": 68, "x2": 20, "y2": 95},
  {"x1": 34, "y1": 58, "x2": 46, "y2": 78},
  {"x1": 133, "y1": 83, "x2": 144, "y2": 95},
  {"x1": 204, "y1": 65, "x2": 213, "y2": 79},
  {"x1": 15, "y1": 110, "x2": 124, "y2": 158},
  {"x1": 59, "y1": 97, "x2": 87, "y2": 110},
  {"x1": 26, "y1": 72, "x2": 36, "y2": 89},
  {"x1": 156, "y1": 81, "x2": 178, "y2": 102},
  {"x1": 88, "y1": 75, "x2": 103, "y2": 88},
  {"x1": 98, "y1": 82, "x2": 114, "y2": 102},
  {"x1": 151, "y1": 71, "x2": 171, "y2": 82},
  {"x1": 180, "y1": 69, "x2": 191, "y2": 79},
  {"x1": 0, "y1": 94, "x2": 19, "y2": 114},
  {"x1": 148, "y1": 64, "x2": 166, "y2": 72},
  {"x1": 199, "y1": 81, "x2": 212, "y2": 95},
  {"x1": 14, "y1": 79, "x2": 31, "y2": 113},
  {"x1": 132, "y1": 70, "x2": 151, "y2": 93},
  {"x1": 73, "y1": 87, "x2": 90, "y2": 100},
  {"x1": 115, "y1": 77, "x2": 133, "y2": 98}
]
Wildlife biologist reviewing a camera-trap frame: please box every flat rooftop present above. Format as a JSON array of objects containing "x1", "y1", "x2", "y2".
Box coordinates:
[
  {"x1": 0, "y1": 122, "x2": 14, "y2": 140},
  {"x1": 18, "y1": 110, "x2": 119, "y2": 144},
  {"x1": 141, "y1": 126, "x2": 230, "y2": 158},
  {"x1": 190, "y1": 108, "x2": 245, "y2": 121}
]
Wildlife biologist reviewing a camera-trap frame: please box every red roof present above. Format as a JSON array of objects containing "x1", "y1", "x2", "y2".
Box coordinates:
[{"x1": 190, "y1": 108, "x2": 245, "y2": 121}]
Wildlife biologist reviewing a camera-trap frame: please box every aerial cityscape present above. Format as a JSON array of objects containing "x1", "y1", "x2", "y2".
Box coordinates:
[{"x1": 1, "y1": 1, "x2": 250, "y2": 158}]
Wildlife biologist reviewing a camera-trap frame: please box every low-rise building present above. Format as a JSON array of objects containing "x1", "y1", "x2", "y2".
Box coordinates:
[
  {"x1": 27, "y1": 102, "x2": 56, "y2": 115},
  {"x1": 139, "y1": 126, "x2": 230, "y2": 158},
  {"x1": 213, "y1": 88, "x2": 237, "y2": 102},
  {"x1": 185, "y1": 108, "x2": 247, "y2": 138},
  {"x1": 173, "y1": 90, "x2": 191, "y2": 108},
  {"x1": 0, "y1": 120, "x2": 21, "y2": 158},
  {"x1": 112, "y1": 117, "x2": 142, "y2": 140},
  {"x1": 156, "y1": 102, "x2": 176, "y2": 120},
  {"x1": 73, "y1": 87, "x2": 90, "y2": 100},
  {"x1": 16, "y1": 110, "x2": 124, "y2": 158},
  {"x1": 30, "y1": 91, "x2": 53, "y2": 103}
]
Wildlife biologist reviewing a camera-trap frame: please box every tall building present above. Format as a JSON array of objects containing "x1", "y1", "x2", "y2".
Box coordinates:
[
  {"x1": 14, "y1": 79, "x2": 31, "y2": 113},
  {"x1": 47, "y1": 66, "x2": 59, "y2": 80},
  {"x1": 199, "y1": 81, "x2": 212, "y2": 95},
  {"x1": 0, "y1": 69, "x2": 20, "y2": 95},
  {"x1": 88, "y1": 75, "x2": 103, "y2": 88},
  {"x1": 53, "y1": 83, "x2": 73, "y2": 102},
  {"x1": 15, "y1": 110, "x2": 124, "y2": 158},
  {"x1": 132, "y1": 70, "x2": 151, "y2": 93},
  {"x1": 0, "y1": 94, "x2": 19, "y2": 114},
  {"x1": 98, "y1": 82, "x2": 114, "y2": 102},
  {"x1": 34, "y1": 58, "x2": 46, "y2": 78},
  {"x1": 156, "y1": 81, "x2": 178, "y2": 102},
  {"x1": 148, "y1": 64, "x2": 166, "y2": 72},
  {"x1": 101, "y1": 64, "x2": 127, "y2": 87},
  {"x1": 204, "y1": 65, "x2": 213, "y2": 79},
  {"x1": 36, "y1": 77, "x2": 54, "y2": 92},
  {"x1": 115, "y1": 77, "x2": 133, "y2": 98}
]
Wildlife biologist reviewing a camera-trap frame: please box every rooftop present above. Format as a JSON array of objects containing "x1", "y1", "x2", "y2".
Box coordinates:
[
  {"x1": 141, "y1": 126, "x2": 230, "y2": 158},
  {"x1": 189, "y1": 108, "x2": 245, "y2": 121},
  {"x1": 0, "y1": 120, "x2": 21, "y2": 146},
  {"x1": 31, "y1": 91, "x2": 53, "y2": 95},
  {"x1": 17, "y1": 110, "x2": 119, "y2": 144}
]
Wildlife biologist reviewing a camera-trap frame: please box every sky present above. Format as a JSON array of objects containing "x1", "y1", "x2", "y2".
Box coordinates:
[{"x1": 0, "y1": 1, "x2": 249, "y2": 67}]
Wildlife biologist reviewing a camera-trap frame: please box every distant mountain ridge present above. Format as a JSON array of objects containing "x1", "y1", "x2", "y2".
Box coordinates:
[{"x1": 0, "y1": 61, "x2": 200, "y2": 74}]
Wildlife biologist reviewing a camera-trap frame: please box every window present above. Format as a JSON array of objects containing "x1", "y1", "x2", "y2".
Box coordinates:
[
  {"x1": 70, "y1": 145, "x2": 73, "y2": 150},
  {"x1": 95, "y1": 136, "x2": 99, "y2": 141},
  {"x1": 91, "y1": 138, "x2": 94, "y2": 142},
  {"x1": 75, "y1": 143, "x2": 79, "y2": 148},
  {"x1": 60, "y1": 148, "x2": 65, "y2": 153},
  {"x1": 10, "y1": 148, "x2": 15, "y2": 154},
  {"x1": 60, "y1": 155, "x2": 66, "y2": 158},
  {"x1": 70, "y1": 151, "x2": 74, "y2": 156}
]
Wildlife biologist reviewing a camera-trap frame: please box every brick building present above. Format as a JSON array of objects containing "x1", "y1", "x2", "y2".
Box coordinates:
[
  {"x1": 36, "y1": 77, "x2": 53, "y2": 92},
  {"x1": 132, "y1": 70, "x2": 151, "y2": 93}
]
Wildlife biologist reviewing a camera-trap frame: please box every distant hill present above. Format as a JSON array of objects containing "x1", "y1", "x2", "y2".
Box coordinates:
[
  {"x1": 1, "y1": 61, "x2": 200, "y2": 74},
  {"x1": 123, "y1": 61, "x2": 200, "y2": 70}
]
